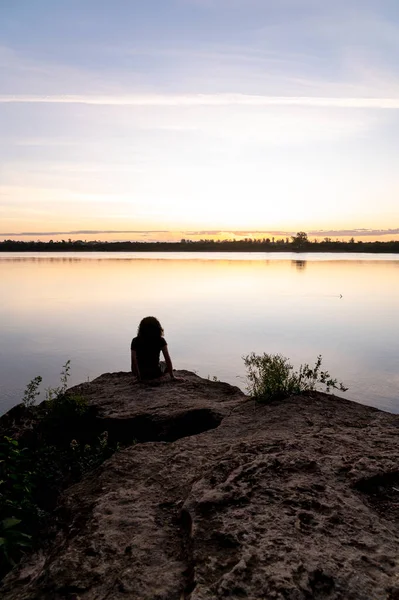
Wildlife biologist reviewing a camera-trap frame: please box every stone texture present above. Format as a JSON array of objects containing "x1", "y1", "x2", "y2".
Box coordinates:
[
  {"x1": 2, "y1": 372, "x2": 399, "y2": 599},
  {"x1": 69, "y1": 370, "x2": 245, "y2": 443}
]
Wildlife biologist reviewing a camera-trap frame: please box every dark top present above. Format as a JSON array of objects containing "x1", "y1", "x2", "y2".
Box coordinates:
[{"x1": 131, "y1": 336, "x2": 167, "y2": 379}]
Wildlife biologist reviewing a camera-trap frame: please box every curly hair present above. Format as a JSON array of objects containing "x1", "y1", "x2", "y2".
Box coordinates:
[{"x1": 137, "y1": 316, "x2": 164, "y2": 339}]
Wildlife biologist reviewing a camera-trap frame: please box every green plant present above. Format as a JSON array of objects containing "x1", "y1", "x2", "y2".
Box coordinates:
[
  {"x1": 44, "y1": 360, "x2": 71, "y2": 402},
  {"x1": 0, "y1": 437, "x2": 37, "y2": 574},
  {"x1": 22, "y1": 376, "x2": 42, "y2": 407},
  {"x1": 68, "y1": 431, "x2": 119, "y2": 477},
  {"x1": 0, "y1": 437, "x2": 36, "y2": 517},
  {"x1": 243, "y1": 353, "x2": 348, "y2": 403},
  {"x1": 0, "y1": 518, "x2": 31, "y2": 569},
  {"x1": 33, "y1": 431, "x2": 118, "y2": 495},
  {"x1": 43, "y1": 360, "x2": 88, "y2": 423},
  {"x1": 207, "y1": 375, "x2": 220, "y2": 382},
  {"x1": 0, "y1": 429, "x2": 118, "y2": 576},
  {"x1": 0, "y1": 363, "x2": 121, "y2": 579},
  {"x1": 45, "y1": 392, "x2": 88, "y2": 420}
]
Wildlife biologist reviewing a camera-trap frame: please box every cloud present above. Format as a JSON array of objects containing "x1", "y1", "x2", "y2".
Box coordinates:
[
  {"x1": 1, "y1": 93, "x2": 399, "y2": 108},
  {"x1": 0, "y1": 45, "x2": 127, "y2": 96},
  {"x1": 0, "y1": 230, "x2": 170, "y2": 237},
  {"x1": 308, "y1": 228, "x2": 399, "y2": 237},
  {"x1": 2, "y1": 228, "x2": 398, "y2": 238},
  {"x1": 185, "y1": 229, "x2": 399, "y2": 237}
]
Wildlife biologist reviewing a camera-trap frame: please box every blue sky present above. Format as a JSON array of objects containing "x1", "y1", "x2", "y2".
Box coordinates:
[{"x1": 1, "y1": 0, "x2": 399, "y2": 241}]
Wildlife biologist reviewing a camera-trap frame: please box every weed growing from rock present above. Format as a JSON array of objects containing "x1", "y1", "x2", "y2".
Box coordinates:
[
  {"x1": 21, "y1": 376, "x2": 42, "y2": 408},
  {"x1": 243, "y1": 353, "x2": 348, "y2": 403},
  {"x1": 0, "y1": 363, "x2": 119, "y2": 578}
]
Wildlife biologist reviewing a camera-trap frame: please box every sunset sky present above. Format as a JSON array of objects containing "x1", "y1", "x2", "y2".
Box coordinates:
[{"x1": 1, "y1": 0, "x2": 399, "y2": 242}]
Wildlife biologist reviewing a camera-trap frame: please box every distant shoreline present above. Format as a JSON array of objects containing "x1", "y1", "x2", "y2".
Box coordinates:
[{"x1": 1, "y1": 239, "x2": 399, "y2": 254}]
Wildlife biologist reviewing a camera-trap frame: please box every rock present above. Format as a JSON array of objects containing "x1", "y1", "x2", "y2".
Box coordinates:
[
  {"x1": 66, "y1": 370, "x2": 245, "y2": 443},
  {"x1": 2, "y1": 372, "x2": 399, "y2": 599}
]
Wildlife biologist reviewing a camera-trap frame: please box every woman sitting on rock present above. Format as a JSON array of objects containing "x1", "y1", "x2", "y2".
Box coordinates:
[{"x1": 130, "y1": 316, "x2": 182, "y2": 383}]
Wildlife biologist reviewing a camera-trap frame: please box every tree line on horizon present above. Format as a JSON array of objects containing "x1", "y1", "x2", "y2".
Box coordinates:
[{"x1": 1, "y1": 232, "x2": 399, "y2": 253}]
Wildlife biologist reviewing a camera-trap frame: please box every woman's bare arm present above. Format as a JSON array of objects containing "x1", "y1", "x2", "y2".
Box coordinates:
[{"x1": 161, "y1": 345, "x2": 183, "y2": 381}]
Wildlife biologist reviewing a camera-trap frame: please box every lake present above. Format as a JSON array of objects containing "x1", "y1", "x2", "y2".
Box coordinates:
[{"x1": 1, "y1": 252, "x2": 398, "y2": 415}]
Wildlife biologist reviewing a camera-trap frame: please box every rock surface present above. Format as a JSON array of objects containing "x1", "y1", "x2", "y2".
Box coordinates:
[{"x1": 2, "y1": 371, "x2": 399, "y2": 599}]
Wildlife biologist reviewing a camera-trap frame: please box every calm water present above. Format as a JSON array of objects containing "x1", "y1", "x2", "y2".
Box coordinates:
[{"x1": 1, "y1": 252, "x2": 398, "y2": 415}]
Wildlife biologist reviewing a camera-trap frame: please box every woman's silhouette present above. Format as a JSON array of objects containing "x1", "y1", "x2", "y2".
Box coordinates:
[{"x1": 130, "y1": 316, "x2": 182, "y2": 382}]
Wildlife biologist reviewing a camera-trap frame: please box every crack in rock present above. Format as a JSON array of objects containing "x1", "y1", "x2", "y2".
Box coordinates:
[{"x1": 99, "y1": 408, "x2": 224, "y2": 445}]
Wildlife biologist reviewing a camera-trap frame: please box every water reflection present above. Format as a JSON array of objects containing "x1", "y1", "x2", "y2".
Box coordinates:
[
  {"x1": 292, "y1": 260, "x2": 307, "y2": 271},
  {"x1": 1, "y1": 252, "x2": 399, "y2": 415}
]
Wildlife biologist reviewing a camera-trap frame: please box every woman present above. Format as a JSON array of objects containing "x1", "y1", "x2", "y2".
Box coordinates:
[{"x1": 130, "y1": 316, "x2": 182, "y2": 382}]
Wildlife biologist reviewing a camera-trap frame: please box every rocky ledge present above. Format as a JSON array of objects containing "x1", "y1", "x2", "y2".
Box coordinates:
[{"x1": 2, "y1": 371, "x2": 399, "y2": 599}]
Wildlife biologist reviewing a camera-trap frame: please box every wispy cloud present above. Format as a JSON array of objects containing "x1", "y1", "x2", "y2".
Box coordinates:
[
  {"x1": 2, "y1": 228, "x2": 398, "y2": 238},
  {"x1": 0, "y1": 230, "x2": 170, "y2": 237},
  {"x1": 185, "y1": 229, "x2": 399, "y2": 237},
  {"x1": 1, "y1": 93, "x2": 399, "y2": 108},
  {"x1": 1, "y1": 2, "x2": 399, "y2": 234},
  {"x1": 308, "y1": 228, "x2": 399, "y2": 237}
]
